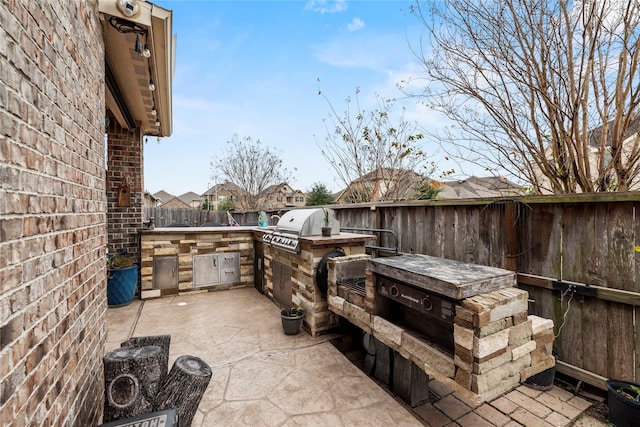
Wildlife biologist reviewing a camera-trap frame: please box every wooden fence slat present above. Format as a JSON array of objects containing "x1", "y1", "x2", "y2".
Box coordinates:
[
  {"x1": 582, "y1": 297, "x2": 608, "y2": 378},
  {"x1": 606, "y1": 203, "x2": 636, "y2": 292},
  {"x1": 607, "y1": 301, "x2": 635, "y2": 382}
]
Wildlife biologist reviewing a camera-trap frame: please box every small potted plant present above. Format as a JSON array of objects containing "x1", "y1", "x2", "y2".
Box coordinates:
[
  {"x1": 280, "y1": 307, "x2": 305, "y2": 335},
  {"x1": 606, "y1": 379, "x2": 640, "y2": 426},
  {"x1": 321, "y1": 208, "x2": 332, "y2": 237},
  {"x1": 106, "y1": 252, "x2": 138, "y2": 307}
]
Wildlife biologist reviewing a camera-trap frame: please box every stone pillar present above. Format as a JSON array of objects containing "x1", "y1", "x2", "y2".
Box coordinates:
[
  {"x1": 106, "y1": 116, "x2": 144, "y2": 264},
  {"x1": 453, "y1": 288, "x2": 555, "y2": 402}
]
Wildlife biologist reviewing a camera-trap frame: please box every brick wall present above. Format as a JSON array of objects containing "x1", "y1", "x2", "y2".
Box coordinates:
[
  {"x1": 106, "y1": 119, "x2": 143, "y2": 263},
  {"x1": 0, "y1": 1, "x2": 107, "y2": 426}
]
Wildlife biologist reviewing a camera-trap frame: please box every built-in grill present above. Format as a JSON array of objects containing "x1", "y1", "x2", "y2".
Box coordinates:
[
  {"x1": 336, "y1": 276, "x2": 367, "y2": 307},
  {"x1": 263, "y1": 208, "x2": 340, "y2": 254},
  {"x1": 368, "y1": 254, "x2": 516, "y2": 356}
]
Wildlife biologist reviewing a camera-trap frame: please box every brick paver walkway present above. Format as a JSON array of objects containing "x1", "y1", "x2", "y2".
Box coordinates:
[{"x1": 415, "y1": 377, "x2": 606, "y2": 426}]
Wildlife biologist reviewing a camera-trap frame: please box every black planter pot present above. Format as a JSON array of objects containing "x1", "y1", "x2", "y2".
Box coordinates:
[
  {"x1": 607, "y1": 379, "x2": 640, "y2": 427},
  {"x1": 321, "y1": 227, "x2": 332, "y2": 237},
  {"x1": 281, "y1": 308, "x2": 305, "y2": 335},
  {"x1": 524, "y1": 353, "x2": 557, "y2": 391}
]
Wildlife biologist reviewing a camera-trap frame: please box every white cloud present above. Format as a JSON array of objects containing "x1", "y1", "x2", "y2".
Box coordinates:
[
  {"x1": 304, "y1": 0, "x2": 347, "y2": 14},
  {"x1": 314, "y1": 33, "x2": 407, "y2": 70},
  {"x1": 347, "y1": 17, "x2": 364, "y2": 32}
]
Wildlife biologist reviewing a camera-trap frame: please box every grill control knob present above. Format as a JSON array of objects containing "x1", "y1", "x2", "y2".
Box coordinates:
[{"x1": 390, "y1": 285, "x2": 399, "y2": 297}]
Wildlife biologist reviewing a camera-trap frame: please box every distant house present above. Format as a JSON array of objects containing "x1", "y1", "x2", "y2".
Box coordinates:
[
  {"x1": 144, "y1": 191, "x2": 161, "y2": 208},
  {"x1": 177, "y1": 192, "x2": 202, "y2": 209},
  {"x1": 260, "y1": 183, "x2": 306, "y2": 208},
  {"x1": 153, "y1": 190, "x2": 174, "y2": 206},
  {"x1": 533, "y1": 115, "x2": 640, "y2": 193},
  {"x1": 202, "y1": 181, "x2": 242, "y2": 210},
  {"x1": 335, "y1": 168, "x2": 424, "y2": 203},
  {"x1": 438, "y1": 176, "x2": 524, "y2": 199},
  {"x1": 159, "y1": 196, "x2": 191, "y2": 209}
]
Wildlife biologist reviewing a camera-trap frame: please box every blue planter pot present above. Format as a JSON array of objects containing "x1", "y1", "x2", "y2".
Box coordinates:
[{"x1": 107, "y1": 265, "x2": 138, "y2": 307}]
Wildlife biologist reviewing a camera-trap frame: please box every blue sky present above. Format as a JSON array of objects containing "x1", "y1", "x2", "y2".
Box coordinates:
[{"x1": 145, "y1": 0, "x2": 444, "y2": 196}]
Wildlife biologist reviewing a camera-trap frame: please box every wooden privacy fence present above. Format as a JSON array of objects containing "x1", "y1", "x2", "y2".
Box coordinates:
[
  {"x1": 329, "y1": 194, "x2": 640, "y2": 388},
  {"x1": 145, "y1": 208, "x2": 264, "y2": 227}
]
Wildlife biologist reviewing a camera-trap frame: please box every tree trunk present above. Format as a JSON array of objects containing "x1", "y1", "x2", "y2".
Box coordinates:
[
  {"x1": 103, "y1": 346, "x2": 164, "y2": 423},
  {"x1": 121, "y1": 335, "x2": 171, "y2": 383},
  {"x1": 154, "y1": 355, "x2": 212, "y2": 427}
]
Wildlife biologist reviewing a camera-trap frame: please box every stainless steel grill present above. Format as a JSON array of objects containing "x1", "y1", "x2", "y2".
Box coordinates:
[{"x1": 263, "y1": 208, "x2": 340, "y2": 253}]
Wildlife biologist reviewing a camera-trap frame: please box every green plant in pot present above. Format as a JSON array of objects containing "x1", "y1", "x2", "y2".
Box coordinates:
[
  {"x1": 280, "y1": 307, "x2": 305, "y2": 335},
  {"x1": 321, "y1": 208, "x2": 331, "y2": 237},
  {"x1": 606, "y1": 379, "x2": 640, "y2": 427},
  {"x1": 106, "y1": 253, "x2": 138, "y2": 307}
]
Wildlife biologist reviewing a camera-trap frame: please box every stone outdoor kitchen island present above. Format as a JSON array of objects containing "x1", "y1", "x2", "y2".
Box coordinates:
[{"x1": 328, "y1": 254, "x2": 555, "y2": 404}]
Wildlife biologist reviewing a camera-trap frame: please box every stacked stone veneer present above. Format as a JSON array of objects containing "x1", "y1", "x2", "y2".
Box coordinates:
[
  {"x1": 140, "y1": 229, "x2": 255, "y2": 298},
  {"x1": 453, "y1": 289, "x2": 555, "y2": 402},
  {"x1": 1, "y1": 1, "x2": 106, "y2": 425},
  {"x1": 327, "y1": 255, "x2": 555, "y2": 404},
  {"x1": 264, "y1": 235, "x2": 368, "y2": 337}
]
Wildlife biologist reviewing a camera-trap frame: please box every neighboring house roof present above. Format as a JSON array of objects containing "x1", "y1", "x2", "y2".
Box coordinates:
[
  {"x1": 202, "y1": 181, "x2": 244, "y2": 197},
  {"x1": 143, "y1": 192, "x2": 161, "y2": 208},
  {"x1": 153, "y1": 190, "x2": 174, "y2": 205},
  {"x1": 588, "y1": 114, "x2": 640, "y2": 148},
  {"x1": 335, "y1": 168, "x2": 425, "y2": 202},
  {"x1": 438, "y1": 176, "x2": 524, "y2": 199},
  {"x1": 177, "y1": 191, "x2": 201, "y2": 206},
  {"x1": 159, "y1": 197, "x2": 191, "y2": 209},
  {"x1": 144, "y1": 191, "x2": 161, "y2": 202}
]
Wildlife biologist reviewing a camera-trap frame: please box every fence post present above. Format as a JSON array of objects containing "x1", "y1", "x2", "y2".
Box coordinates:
[{"x1": 504, "y1": 202, "x2": 518, "y2": 272}]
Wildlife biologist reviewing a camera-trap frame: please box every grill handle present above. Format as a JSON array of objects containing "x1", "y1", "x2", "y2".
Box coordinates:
[{"x1": 340, "y1": 227, "x2": 398, "y2": 255}]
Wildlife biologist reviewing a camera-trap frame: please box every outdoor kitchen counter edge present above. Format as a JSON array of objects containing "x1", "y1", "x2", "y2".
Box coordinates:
[
  {"x1": 142, "y1": 227, "x2": 375, "y2": 243},
  {"x1": 142, "y1": 226, "x2": 264, "y2": 233}
]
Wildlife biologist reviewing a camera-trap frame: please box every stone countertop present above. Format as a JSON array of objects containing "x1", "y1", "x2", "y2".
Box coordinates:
[
  {"x1": 368, "y1": 254, "x2": 516, "y2": 300},
  {"x1": 142, "y1": 227, "x2": 374, "y2": 243},
  {"x1": 142, "y1": 226, "x2": 261, "y2": 234}
]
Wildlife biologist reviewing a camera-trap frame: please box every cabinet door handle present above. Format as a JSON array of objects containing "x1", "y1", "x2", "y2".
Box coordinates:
[
  {"x1": 224, "y1": 269, "x2": 235, "y2": 274},
  {"x1": 224, "y1": 255, "x2": 235, "y2": 260}
]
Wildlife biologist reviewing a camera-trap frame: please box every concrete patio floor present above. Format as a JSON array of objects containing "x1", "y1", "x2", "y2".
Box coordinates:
[{"x1": 105, "y1": 287, "x2": 608, "y2": 426}]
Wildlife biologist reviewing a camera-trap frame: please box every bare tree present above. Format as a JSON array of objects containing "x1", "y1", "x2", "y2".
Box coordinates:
[
  {"x1": 406, "y1": 0, "x2": 640, "y2": 193},
  {"x1": 317, "y1": 86, "x2": 432, "y2": 202},
  {"x1": 211, "y1": 134, "x2": 292, "y2": 210}
]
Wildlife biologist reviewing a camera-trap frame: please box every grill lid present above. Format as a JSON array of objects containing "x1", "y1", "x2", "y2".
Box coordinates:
[{"x1": 275, "y1": 208, "x2": 339, "y2": 236}]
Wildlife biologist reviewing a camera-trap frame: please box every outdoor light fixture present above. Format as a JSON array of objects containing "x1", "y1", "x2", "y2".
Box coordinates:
[
  {"x1": 108, "y1": 15, "x2": 161, "y2": 134},
  {"x1": 134, "y1": 35, "x2": 142, "y2": 55},
  {"x1": 117, "y1": 0, "x2": 140, "y2": 18}
]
